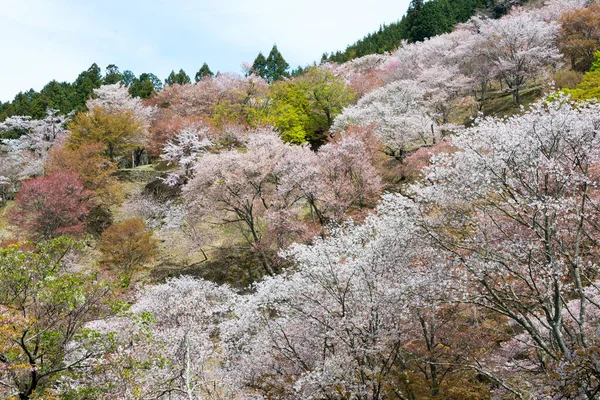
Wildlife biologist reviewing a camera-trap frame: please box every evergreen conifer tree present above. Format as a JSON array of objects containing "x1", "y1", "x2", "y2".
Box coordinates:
[
  {"x1": 104, "y1": 64, "x2": 123, "y2": 85},
  {"x1": 195, "y1": 63, "x2": 214, "y2": 82},
  {"x1": 130, "y1": 73, "x2": 162, "y2": 98},
  {"x1": 251, "y1": 52, "x2": 268, "y2": 79},
  {"x1": 165, "y1": 69, "x2": 191, "y2": 86},
  {"x1": 73, "y1": 63, "x2": 103, "y2": 112},
  {"x1": 265, "y1": 45, "x2": 290, "y2": 83}
]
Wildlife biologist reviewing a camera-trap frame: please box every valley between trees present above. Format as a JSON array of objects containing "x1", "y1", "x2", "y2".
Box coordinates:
[{"x1": 2, "y1": 0, "x2": 600, "y2": 398}]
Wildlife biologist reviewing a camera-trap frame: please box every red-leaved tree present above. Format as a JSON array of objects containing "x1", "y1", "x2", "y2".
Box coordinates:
[{"x1": 9, "y1": 172, "x2": 92, "y2": 240}]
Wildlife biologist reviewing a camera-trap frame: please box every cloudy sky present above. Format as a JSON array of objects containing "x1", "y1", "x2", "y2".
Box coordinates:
[{"x1": 0, "y1": 0, "x2": 410, "y2": 102}]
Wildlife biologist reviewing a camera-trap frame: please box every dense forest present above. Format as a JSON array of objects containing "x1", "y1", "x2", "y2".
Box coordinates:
[
  {"x1": 323, "y1": 0, "x2": 497, "y2": 63},
  {"x1": 2, "y1": 0, "x2": 600, "y2": 398}
]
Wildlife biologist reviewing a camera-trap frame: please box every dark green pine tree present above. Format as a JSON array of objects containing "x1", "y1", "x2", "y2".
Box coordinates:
[
  {"x1": 40, "y1": 80, "x2": 75, "y2": 114},
  {"x1": 104, "y1": 64, "x2": 123, "y2": 85},
  {"x1": 73, "y1": 63, "x2": 103, "y2": 112},
  {"x1": 323, "y1": 0, "x2": 486, "y2": 64},
  {"x1": 265, "y1": 45, "x2": 290, "y2": 83},
  {"x1": 251, "y1": 52, "x2": 268, "y2": 79},
  {"x1": 0, "y1": 102, "x2": 9, "y2": 121},
  {"x1": 405, "y1": 0, "x2": 429, "y2": 42},
  {"x1": 5, "y1": 90, "x2": 44, "y2": 119},
  {"x1": 195, "y1": 63, "x2": 214, "y2": 82},
  {"x1": 165, "y1": 69, "x2": 191, "y2": 86},
  {"x1": 291, "y1": 65, "x2": 306, "y2": 77},
  {"x1": 130, "y1": 73, "x2": 163, "y2": 99},
  {"x1": 120, "y1": 70, "x2": 136, "y2": 87},
  {"x1": 418, "y1": 0, "x2": 453, "y2": 40}
]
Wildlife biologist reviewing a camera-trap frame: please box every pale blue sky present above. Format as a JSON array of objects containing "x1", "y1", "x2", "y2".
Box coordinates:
[{"x1": 0, "y1": 0, "x2": 410, "y2": 102}]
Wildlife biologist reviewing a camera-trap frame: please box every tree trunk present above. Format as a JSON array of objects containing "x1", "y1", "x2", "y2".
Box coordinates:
[{"x1": 513, "y1": 87, "x2": 520, "y2": 105}]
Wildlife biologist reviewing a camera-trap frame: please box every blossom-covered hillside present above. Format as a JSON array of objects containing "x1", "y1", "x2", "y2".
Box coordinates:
[{"x1": 2, "y1": 0, "x2": 600, "y2": 398}]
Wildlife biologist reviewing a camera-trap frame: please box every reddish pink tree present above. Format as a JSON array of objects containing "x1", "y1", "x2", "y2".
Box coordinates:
[{"x1": 9, "y1": 172, "x2": 92, "y2": 240}]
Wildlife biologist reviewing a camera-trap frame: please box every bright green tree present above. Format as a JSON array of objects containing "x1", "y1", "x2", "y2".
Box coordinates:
[
  {"x1": 0, "y1": 238, "x2": 111, "y2": 400},
  {"x1": 592, "y1": 51, "x2": 600, "y2": 72},
  {"x1": 563, "y1": 70, "x2": 600, "y2": 101},
  {"x1": 262, "y1": 80, "x2": 312, "y2": 143},
  {"x1": 561, "y1": 50, "x2": 600, "y2": 101},
  {"x1": 260, "y1": 67, "x2": 355, "y2": 144},
  {"x1": 298, "y1": 67, "x2": 356, "y2": 130}
]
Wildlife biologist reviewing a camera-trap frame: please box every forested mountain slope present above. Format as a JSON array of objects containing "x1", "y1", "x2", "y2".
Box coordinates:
[
  {"x1": 2, "y1": 0, "x2": 600, "y2": 398},
  {"x1": 324, "y1": 0, "x2": 491, "y2": 63},
  {"x1": 0, "y1": 0, "x2": 521, "y2": 123}
]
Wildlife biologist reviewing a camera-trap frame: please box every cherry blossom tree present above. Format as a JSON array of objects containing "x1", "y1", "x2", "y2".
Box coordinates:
[
  {"x1": 147, "y1": 114, "x2": 206, "y2": 157},
  {"x1": 0, "y1": 108, "x2": 70, "y2": 180},
  {"x1": 333, "y1": 80, "x2": 436, "y2": 158},
  {"x1": 67, "y1": 276, "x2": 239, "y2": 400},
  {"x1": 86, "y1": 83, "x2": 155, "y2": 124},
  {"x1": 221, "y1": 194, "x2": 462, "y2": 399},
  {"x1": 317, "y1": 135, "x2": 382, "y2": 221},
  {"x1": 323, "y1": 54, "x2": 392, "y2": 97},
  {"x1": 123, "y1": 193, "x2": 186, "y2": 231},
  {"x1": 540, "y1": 0, "x2": 588, "y2": 23},
  {"x1": 183, "y1": 129, "x2": 382, "y2": 275},
  {"x1": 150, "y1": 73, "x2": 268, "y2": 122},
  {"x1": 414, "y1": 95, "x2": 600, "y2": 394},
  {"x1": 331, "y1": 31, "x2": 479, "y2": 155},
  {"x1": 274, "y1": 143, "x2": 327, "y2": 224},
  {"x1": 388, "y1": 28, "x2": 475, "y2": 82},
  {"x1": 0, "y1": 154, "x2": 21, "y2": 206},
  {"x1": 161, "y1": 125, "x2": 213, "y2": 185},
  {"x1": 183, "y1": 130, "x2": 291, "y2": 275},
  {"x1": 475, "y1": 10, "x2": 561, "y2": 104}
]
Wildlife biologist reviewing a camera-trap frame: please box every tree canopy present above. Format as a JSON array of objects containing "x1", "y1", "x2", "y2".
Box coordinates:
[{"x1": 195, "y1": 63, "x2": 214, "y2": 81}]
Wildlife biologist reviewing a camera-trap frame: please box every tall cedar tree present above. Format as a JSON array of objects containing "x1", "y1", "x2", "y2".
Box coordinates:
[
  {"x1": 195, "y1": 63, "x2": 214, "y2": 82},
  {"x1": 265, "y1": 45, "x2": 290, "y2": 83},
  {"x1": 251, "y1": 52, "x2": 268, "y2": 79},
  {"x1": 0, "y1": 63, "x2": 103, "y2": 121},
  {"x1": 325, "y1": 0, "x2": 486, "y2": 63},
  {"x1": 165, "y1": 69, "x2": 192, "y2": 86}
]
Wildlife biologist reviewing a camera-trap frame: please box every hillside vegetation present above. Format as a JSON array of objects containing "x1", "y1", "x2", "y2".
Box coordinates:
[
  {"x1": 324, "y1": 0, "x2": 490, "y2": 63},
  {"x1": 2, "y1": 0, "x2": 600, "y2": 399}
]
